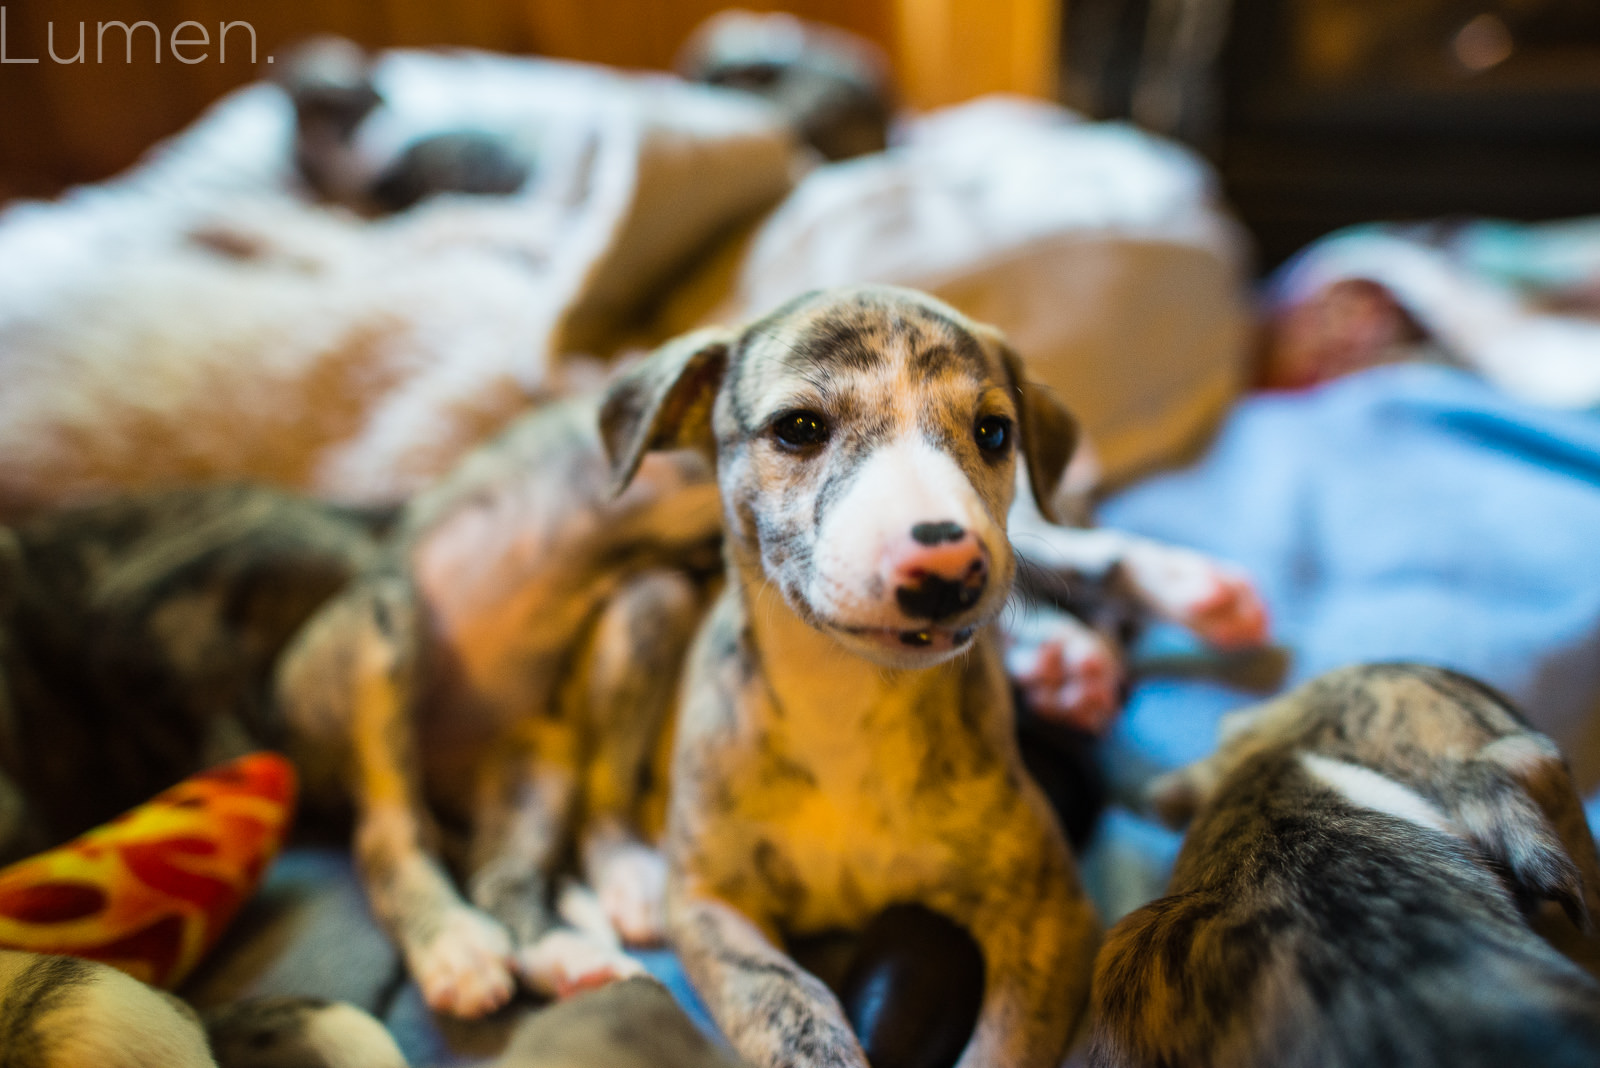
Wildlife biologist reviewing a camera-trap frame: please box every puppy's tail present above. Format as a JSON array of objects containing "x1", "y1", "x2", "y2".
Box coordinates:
[{"x1": 205, "y1": 996, "x2": 409, "y2": 1068}]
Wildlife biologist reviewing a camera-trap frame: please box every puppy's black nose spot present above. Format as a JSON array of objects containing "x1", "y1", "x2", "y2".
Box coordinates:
[
  {"x1": 897, "y1": 572, "x2": 986, "y2": 621},
  {"x1": 911, "y1": 521, "x2": 966, "y2": 546}
]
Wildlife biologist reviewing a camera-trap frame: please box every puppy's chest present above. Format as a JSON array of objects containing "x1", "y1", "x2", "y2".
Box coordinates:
[{"x1": 724, "y1": 686, "x2": 1005, "y2": 932}]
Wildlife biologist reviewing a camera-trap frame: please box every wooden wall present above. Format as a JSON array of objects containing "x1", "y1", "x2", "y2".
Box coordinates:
[{"x1": 0, "y1": 0, "x2": 1057, "y2": 198}]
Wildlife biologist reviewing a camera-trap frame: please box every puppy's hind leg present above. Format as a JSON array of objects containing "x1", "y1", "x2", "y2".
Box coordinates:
[
  {"x1": 277, "y1": 575, "x2": 514, "y2": 1020},
  {"x1": 575, "y1": 568, "x2": 702, "y2": 947},
  {"x1": 464, "y1": 717, "x2": 646, "y2": 998}
]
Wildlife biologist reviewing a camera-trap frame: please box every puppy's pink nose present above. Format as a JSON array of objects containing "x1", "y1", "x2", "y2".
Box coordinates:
[{"x1": 891, "y1": 523, "x2": 989, "y2": 621}]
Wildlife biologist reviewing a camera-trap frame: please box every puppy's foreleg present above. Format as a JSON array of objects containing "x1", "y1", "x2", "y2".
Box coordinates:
[
  {"x1": 575, "y1": 569, "x2": 702, "y2": 946},
  {"x1": 1009, "y1": 501, "x2": 1268, "y2": 651},
  {"x1": 672, "y1": 894, "x2": 869, "y2": 1068},
  {"x1": 277, "y1": 576, "x2": 514, "y2": 1019},
  {"x1": 464, "y1": 722, "x2": 576, "y2": 950},
  {"x1": 463, "y1": 719, "x2": 645, "y2": 998},
  {"x1": 940, "y1": 841, "x2": 1099, "y2": 1068}
]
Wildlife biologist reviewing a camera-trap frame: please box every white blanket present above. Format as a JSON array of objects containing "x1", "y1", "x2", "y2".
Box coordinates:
[
  {"x1": 0, "y1": 50, "x2": 796, "y2": 512},
  {"x1": 0, "y1": 53, "x2": 1249, "y2": 514}
]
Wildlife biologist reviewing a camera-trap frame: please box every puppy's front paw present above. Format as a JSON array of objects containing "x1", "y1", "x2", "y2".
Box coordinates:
[
  {"x1": 1004, "y1": 613, "x2": 1123, "y2": 734},
  {"x1": 405, "y1": 905, "x2": 516, "y2": 1019},
  {"x1": 593, "y1": 842, "x2": 668, "y2": 946},
  {"x1": 515, "y1": 928, "x2": 646, "y2": 1000},
  {"x1": 1123, "y1": 545, "x2": 1270, "y2": 650}
]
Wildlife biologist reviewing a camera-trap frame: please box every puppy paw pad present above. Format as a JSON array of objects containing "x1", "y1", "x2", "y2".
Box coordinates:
[
  {"x1": 516, "y1": 929, "x2": 646, "y2": 1000},
  {"x1": 408, "y1": 906, "x2": 516, "y2": 1019},
  {"x1": 595, "y1": 844, "x2": 668, "y2": 947},
  {"x1": 1006, "y1": 621, "x2": 1125, "y2": 733}
]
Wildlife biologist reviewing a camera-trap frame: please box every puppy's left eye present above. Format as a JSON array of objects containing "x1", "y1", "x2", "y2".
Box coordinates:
[{"x1": 974, "y1": 415, "x2": 1012, "y2": 454}]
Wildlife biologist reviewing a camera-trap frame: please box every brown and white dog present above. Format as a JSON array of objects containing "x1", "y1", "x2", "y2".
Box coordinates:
[
  {"x1": 1090, "y1": 663, "x2": 1600, "y2": 1068},
  {"x1": 600, "y1": 285, "x2": 1106, "y2": 1067}
]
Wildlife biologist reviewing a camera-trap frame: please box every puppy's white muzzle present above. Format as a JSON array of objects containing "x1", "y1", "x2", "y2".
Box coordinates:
[{"x1": 807, "y1": 436, "x2": 1008, "y2": 660}]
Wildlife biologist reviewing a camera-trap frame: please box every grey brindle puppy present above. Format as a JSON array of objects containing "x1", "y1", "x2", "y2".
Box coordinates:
[
  {"x1": 601, "y1": 286, "x2": 1101, "y2": 1068},
  {"x1": 1091, "y1": 663, "x2": 1600, "y2": 1068},
  {"x1": 0, "y1": 415, "x2": 721, "y2": 1019}
]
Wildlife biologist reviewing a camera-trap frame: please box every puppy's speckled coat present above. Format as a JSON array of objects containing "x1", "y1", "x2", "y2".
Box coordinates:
[
  {"x1": 602, "y1": 286, "x2": 1101, "y2": 1068},
  {"x1": 1090, "y1": 663, "x2": 1600, "y2": 1068}
]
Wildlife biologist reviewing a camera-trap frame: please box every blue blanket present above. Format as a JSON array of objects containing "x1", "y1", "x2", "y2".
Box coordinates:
[{"x1": 1087, "y1": 363, "x2": 1600, "y2": 915}]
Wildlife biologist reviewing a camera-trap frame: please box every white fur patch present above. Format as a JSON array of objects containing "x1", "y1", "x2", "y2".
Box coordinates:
[
  {"x1": 1300, "y1": 752, "x2": 1459, "y2": 839},
  {"x1": 1483, "y1": 732, "x2": 1561, "y2": 776},
  {"x1": 811, "y1": 434, "x2": 1000, "y2": 625},
  {"x1": 301, "y1": 1003, "x2": 410, "y2": 1068}
]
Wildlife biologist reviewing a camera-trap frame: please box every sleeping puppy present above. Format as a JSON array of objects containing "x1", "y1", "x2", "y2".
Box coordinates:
[
  {"x1": 0, "y1": 950, "x2": 405, "y2": 1068},
  {"x1": 274, "y1": 36, "x2": 533, "y2": 214},
  {"x1": 601, "y1": 285, "x2": 1102, "y2": 1068},
  {"x1": 1090, "y1": 662, "x2": 1600, "y2": 1068}
]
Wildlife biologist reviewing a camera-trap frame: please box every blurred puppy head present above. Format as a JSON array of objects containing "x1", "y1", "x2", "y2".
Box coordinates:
[
  {"x1": 273, "y1": 36, "x2": 381, "y2": 144},
  {"x1": 676, "y1": 10, "x2": 893, "y2": 161}
]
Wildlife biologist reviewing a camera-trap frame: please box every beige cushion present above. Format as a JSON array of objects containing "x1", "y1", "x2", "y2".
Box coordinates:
[{"x1": 690, "y1": 96, "x2": 1253, "y2": 490}]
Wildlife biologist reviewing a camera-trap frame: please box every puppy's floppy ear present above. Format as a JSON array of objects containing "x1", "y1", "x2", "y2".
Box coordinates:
[
  {"x1": 1452, "y1": 733, "x2": 1597, "y2": 931},
  {"x1": 600, "y1": 326, "x2": 734, "y2": 495},
  {"x1": 981, "y1": 327, "x2": 1078, "y2": 523}
]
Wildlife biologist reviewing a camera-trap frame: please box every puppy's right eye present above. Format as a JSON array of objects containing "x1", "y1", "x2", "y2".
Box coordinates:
[{"x1": 771, "y1": 410, "x2": 830, "y2": 451}]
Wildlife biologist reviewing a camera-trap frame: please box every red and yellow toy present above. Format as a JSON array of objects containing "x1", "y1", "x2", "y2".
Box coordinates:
[{"x1": 0, "y1": 752, "x2": 296, "y2": 988}]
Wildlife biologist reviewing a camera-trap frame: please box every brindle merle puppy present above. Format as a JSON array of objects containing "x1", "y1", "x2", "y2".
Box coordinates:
[
  {"x1": 1090, "y1": 663, "x2": 1600, "y2": 1068},
  {"x1": 601, "y1": 286, "x2": 1103, "y2": 1068}
]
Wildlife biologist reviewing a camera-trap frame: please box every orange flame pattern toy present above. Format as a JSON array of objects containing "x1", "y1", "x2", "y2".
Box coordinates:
[{"x1": 0, "y1": 753, "x2": 296, "y2": 988}]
